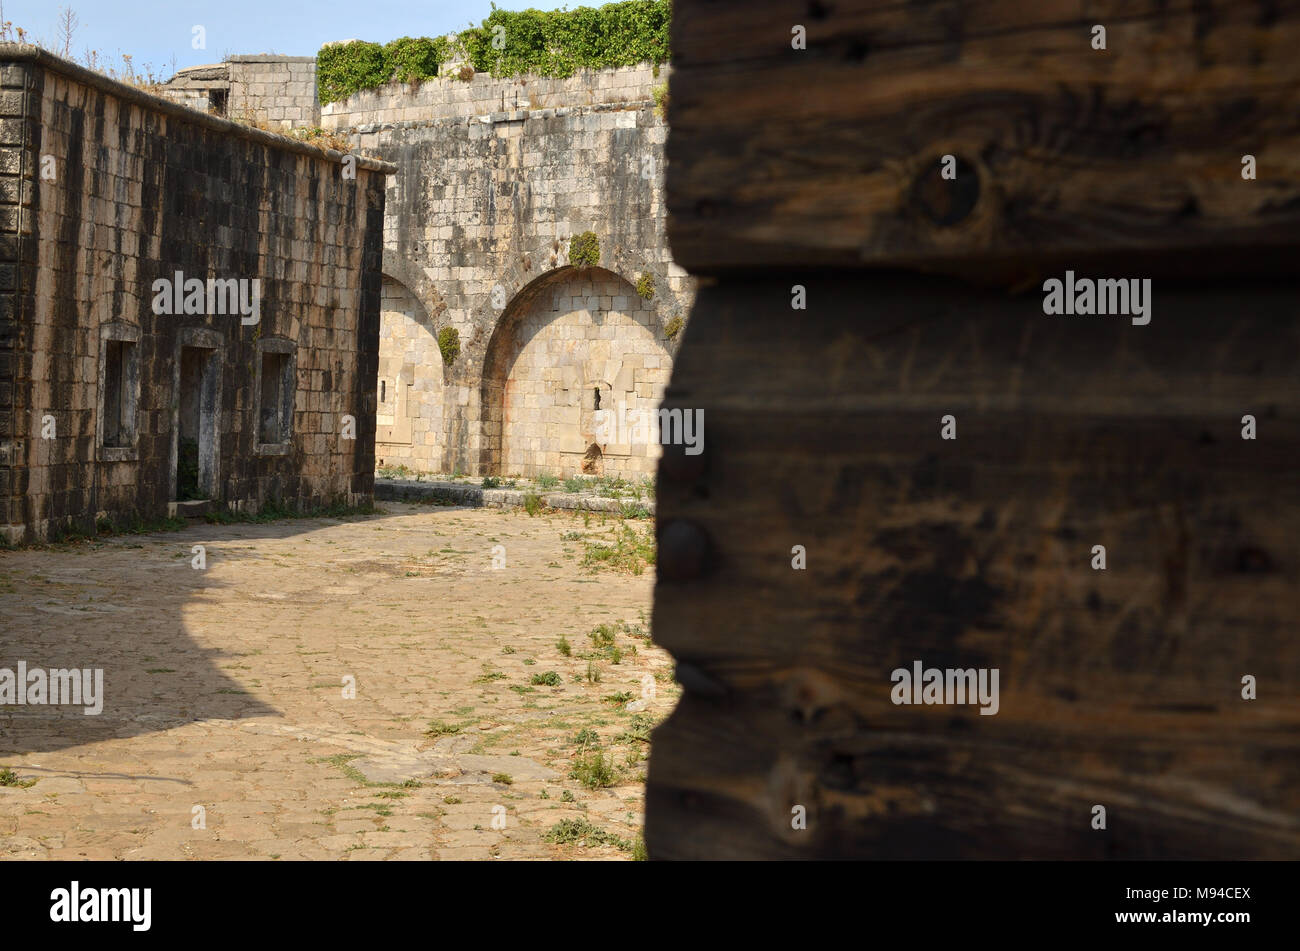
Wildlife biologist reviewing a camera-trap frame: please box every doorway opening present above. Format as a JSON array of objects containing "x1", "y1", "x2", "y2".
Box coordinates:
[{"x1": 176, "y1": 346, "x2": 220, "y2": 500}]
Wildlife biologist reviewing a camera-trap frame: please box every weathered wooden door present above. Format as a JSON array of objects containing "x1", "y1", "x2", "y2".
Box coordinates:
[{"x1": 647, "y1": 0, "x2": 1300, "y2": 859}]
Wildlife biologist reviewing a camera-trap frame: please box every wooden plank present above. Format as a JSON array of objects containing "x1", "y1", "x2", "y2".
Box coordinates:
[
  {"x1": 666, "y1": 0, "x2": 1300, "y2": 274},
  {"x1": 645, "y1": 274, "x2": 1300, "y2": 858}
]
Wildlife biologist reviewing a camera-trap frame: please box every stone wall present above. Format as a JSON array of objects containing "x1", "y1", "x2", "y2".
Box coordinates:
[
  {"x1": 320, "y1": 63, "x2": 668, "y2": 128},
  {"x1": 0, "y1": 45, "x2": 391, "y2": 544},
  {"x1": 332, "y1": 63, "x2": 693, "y2": 478},
  {"x1": 375, "y1": 275, "x2": 444, "y2": 471},
  {"x1": 161, "y1": 55, "x2": 319, "y2": 130},
  {"x1": 228, "y1": 56, "x2": 319, "y2": 128},
  {"x1": 158, "y1": 53, "x2": 694, "y2": 480},
  {"x1": 497, "y1": 268, "x2": 668, "y2": 479}
]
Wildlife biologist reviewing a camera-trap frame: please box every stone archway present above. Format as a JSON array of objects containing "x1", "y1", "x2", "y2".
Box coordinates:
[
  {"x1": 376, "y1": 274, "x2": 446, "y2": 473},
  {"x1": 480, "y1": 266, "x2": 673, "y2": 479}
]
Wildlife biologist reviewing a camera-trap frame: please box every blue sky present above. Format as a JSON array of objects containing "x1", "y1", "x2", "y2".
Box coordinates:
[{"x1": 2, "y1": 0, "x2": 572, "y2": 78}]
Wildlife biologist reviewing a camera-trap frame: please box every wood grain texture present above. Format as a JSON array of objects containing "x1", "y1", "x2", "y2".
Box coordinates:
[
  {"x1": 666, "y1": 0, "x2": 1300, "y2": 274},
  {"x1": 645, "y1": 274, "x2": 1300, "y2": 859}
]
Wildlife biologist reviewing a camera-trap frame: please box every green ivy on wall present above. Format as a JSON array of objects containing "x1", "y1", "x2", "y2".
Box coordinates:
[
  {"x1": 317, "y1": 42, "x2": 389, "y2": 105},
  {"x1": 461, "y1": 0, "x2": 671, "y2": 79},
  {"x1": 318, "y1": 36, "x2": 451, "y2": 104},
  {"x1": 387, "y1": 36, "x2": 452, "y2": 83},
  {"x1": 317, "y1": 0, "x2": 672, "y2": 105}
]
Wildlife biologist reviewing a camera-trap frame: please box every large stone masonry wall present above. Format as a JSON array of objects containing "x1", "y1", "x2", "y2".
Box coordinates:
[
  {"x1": 0, "y1": 45, "x2": 389, "y2": 544},
  {"x1": 327, "y1": 63, "x2": 694, "y2": 478}
]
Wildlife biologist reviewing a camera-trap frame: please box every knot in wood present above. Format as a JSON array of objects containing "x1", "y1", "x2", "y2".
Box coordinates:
[{"x1": 911, "y1": 154, "x2": 980, "y2": 227}]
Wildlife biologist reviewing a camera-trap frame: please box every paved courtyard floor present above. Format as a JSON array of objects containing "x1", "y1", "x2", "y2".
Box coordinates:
[{"x1": 0, "y1": 502, "x2": 670, "y2": 860}]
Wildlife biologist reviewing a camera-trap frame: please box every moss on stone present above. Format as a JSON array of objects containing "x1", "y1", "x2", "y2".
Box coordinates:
[{"x1": 663, "y1": 315, "x2": 683, "y2": 340}]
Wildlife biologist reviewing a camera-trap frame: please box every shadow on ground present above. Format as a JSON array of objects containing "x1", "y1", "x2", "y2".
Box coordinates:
[{"x1": 0, "y1": 513, "x2": 397, "y2": 756}]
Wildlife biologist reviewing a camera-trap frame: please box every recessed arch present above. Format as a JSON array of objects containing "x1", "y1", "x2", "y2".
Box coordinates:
[
  {"x1": 480, "y1": 265, "x2": 673, "y2": 478},
  {"x1": 376, "y1": 272, "x2": 446, "y2": 472},
  {"x1": 381, "y1": 250, "x2": 448, "y2": 329}
]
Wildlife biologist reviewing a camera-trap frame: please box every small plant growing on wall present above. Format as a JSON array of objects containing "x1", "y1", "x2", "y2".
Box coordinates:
[
  {"x1": 635, "y1": 272, "x2": 655, "y2": 300},
  {"x1": 652, "y1": 83, "x2": 669, "y2": 119},
  {"x1": 438, "y1": 326, "x2": 460, "y2": 365},
  {"x1": 664, "y1": 315, "x2": 684, "y2": 341},
  {"x1": 569, "y1": 231, "x2": 600, "y2": 268}
]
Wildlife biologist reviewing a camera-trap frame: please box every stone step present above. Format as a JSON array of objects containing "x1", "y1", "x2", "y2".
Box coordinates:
[{"x1": 169, "y1": 499, "x2": 219, "y2": 519}]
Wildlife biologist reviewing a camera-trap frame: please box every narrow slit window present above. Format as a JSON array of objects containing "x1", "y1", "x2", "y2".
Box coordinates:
[
  {"x1": 100, "y1": 338, "x2": 138, "y2": 448},
  {"x1": 259, "y1": 350, "x2": 293, "y2": 444}
]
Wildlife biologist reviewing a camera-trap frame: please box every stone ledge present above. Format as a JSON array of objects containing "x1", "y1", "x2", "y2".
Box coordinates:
[
  {"x1": 375, "y1": 477, "x2": 654, "y2": 516},
  {"x1": 226, "y1": 55, "x2": 317, "y2": 63},
  {"x1": 0, "y1": 43, "x2": 395, "y2": 175},
  {"x1": 346, "y1": 100, "x2": 654, "y2": 136}
]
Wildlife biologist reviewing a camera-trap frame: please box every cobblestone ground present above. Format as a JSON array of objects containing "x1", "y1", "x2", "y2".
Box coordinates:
[{"x1": 0, "y1": 502, "x2": 671, "y2": 860}]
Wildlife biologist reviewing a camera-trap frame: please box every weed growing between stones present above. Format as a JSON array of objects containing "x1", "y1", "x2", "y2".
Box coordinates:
[
  {"x1": 589, "y1": 623, "x2": 617, "y2": 648},
  {"x1": 569, "y1": 751, "x2": 618, "y2": 789},
  {"x1": 0, "y1": 767, "x2": 36, "y2": 788},
  {"x1": 425, "y1": 720, "x2": 471, "y2": 737},
  {"x1": 580, "y1": 523, "x2": 656, "y2": 574},
  {"x1": 636, "y1": 271, "x2": 656, "y2": 299},
  {"x1": 652, "y1": 82, "x2": 669, "y2": 119},
  {"x1": 617, "y1": 714, "x2": 655, "y2": 745},
  {"x1": 568, "y1": 230, "x2": 600, "y2": 267},
  {"x1": 437, "y1": 326, "x2": 461, "y2": 365},
  {"x1": 543, "y1": 817, "x2": 632, "y2": 851}
]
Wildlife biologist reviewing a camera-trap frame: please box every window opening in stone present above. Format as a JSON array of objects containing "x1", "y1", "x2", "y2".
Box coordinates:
[
  {"x1": 101, "y1": 339, "x2": 137, "y2": 448},
  {"x1": 259, "y1": 351, "x2": 292, "y2": 444}
]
